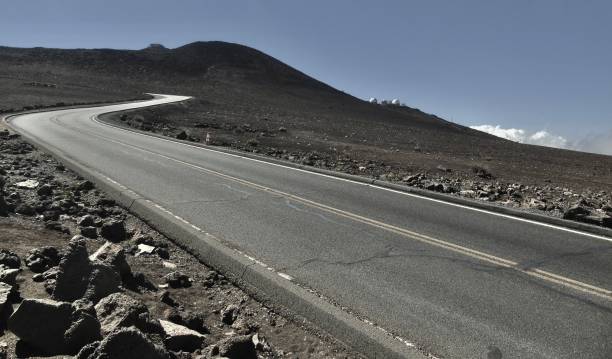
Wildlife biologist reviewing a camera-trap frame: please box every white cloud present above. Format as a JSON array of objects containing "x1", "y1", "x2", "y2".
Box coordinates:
[{"x1": 470, "y1": 125, "x2": 568, "y2": 149}]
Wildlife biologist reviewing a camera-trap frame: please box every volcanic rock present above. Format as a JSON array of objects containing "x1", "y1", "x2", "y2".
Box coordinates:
[{"x1": 8, "y1": 298, "x2": 100, "y2": 355}]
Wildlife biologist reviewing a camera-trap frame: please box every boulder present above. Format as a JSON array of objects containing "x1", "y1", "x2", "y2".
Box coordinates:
[
  {"x1": 0, "y1": 195, "x2": 8, "y2": 217},
  {"x1": 0, "y1": 283, "x2": 15, "y2": 325},
  {"x1": 80, "y1": 226, "x2": 98, "y2": 239},
  {"x1": 217, "y1": 335, "x2": 257, "y2": 359},
  {"x1": 0, "y1": 266, "x2": 19, "y2": 286},
  {"x1": 221, "y1": 304, "x2": 239, "y2": 325},
  {"x1": 176, "y1": 131, "x2": 188, "y2": 140},
  {"x1": 25, "y1": 246, "x2": 60, "y2": 273},
  {"x1": 36, "y1": 184, "x2": 53, "y2": 196},
  {"x1": 77, "y1": 214, "x2": 96, "y2": 227},
  {"x1": 0, "y1": 250, "x2": 19, "y2": 269},
  {"x1": 94, "y1": 293, "x2": 151, "y2": 336},
  {"x1": 163, "y1": 271, "x2": 191, "y2": 288},
  {"x1": 52, "y1": 238, "x2": 120, "y2": 303},
  {"x1": 100, "y1": 220, "x2": 127, "y2": 242},
  {"x1": 75, "y1": 327, "x2": 169, "y2": 359},
  {"x1": 77, "y1": 180, "x2": 95, "y2": 191},
  {"x1": 90, "y1": 242, "x2": 132, "y2": 280},
  {"x1": 8, "y1": 298, "x2": 100, "y2": 355},
  {"x1": 159, "y1": 319, "x2": 205, "y2": 352}
]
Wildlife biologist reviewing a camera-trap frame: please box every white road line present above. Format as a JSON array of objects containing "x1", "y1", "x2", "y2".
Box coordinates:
[{"x1": 88, "y1": 96, "x2": 612, "y2": 244}]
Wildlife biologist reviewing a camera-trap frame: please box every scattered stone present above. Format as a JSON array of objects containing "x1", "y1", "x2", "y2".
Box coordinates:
[
  {"x1": 217, "y1": 334, "x2": 257, "y2": 359},
  {"x1": 8, "y1": 298, "x2": 100, "y2": 355},
  {"x1": 15, "y1": 179, "x2": 39, "y2": 189},
  {"x1": 163, "y1": 308, "x2": 207, "y2": 334},
  {"x1": 75, "y1": 327, "x2": 169, "y2": 359},
  {"x1": 94, "y1": 293, "x2": 151, "y2": 336},
  {"x1": 164, "y1": 271, "x2": 191, "y2": 288},
  {"x1": 25, "y1": 246, "x2": 60, "y2": 273},
  {"x1": 136, "y1": 243, "x2": 156, "y2": 256},
  {"x1": 0, "y1": 249, "x2": 20, "y2": 269},
  {"x1": 0, "y1": 266, "x2": 19, "y2": 286},
  {"x1": 80, "y1": 226, "x2": 98, "y2": 239},
  {"x1": 53, "y1": 238, "x2": 120, "y2": 303},
  {"x1": 77, "y1": 180, "x2": 95, "y2": 191},
  {"x1": 221, "y1": 304, "x2": 239, "y2": 325},
  {"x1": 176, "y1": 130, "x2": 188, "y2": 140},
  {"x1": 90, "y1": 242, "x2": 132, "y2": 280},
  {"x1": 159, "y1": 319, "x2": 205, "y2": 352},
  {"x1": 162, "y1": 261, "x2": 177, "y2": 269},
  {"x1": 77, "y1": 214, "x2": 96, "y2": 227},
  {"x1": 159, "y1": 290, "x2": 179, "y2": 307},
  {"x1": 0, "y1": 282, "x2": 15, "y2": 323},
  {"x1": 15, "y1": 203, "x2": 35, "y2": 216},
  {"x1": 36, "y1": 184, "x2": 53, "y2": 196},
  {"x1": 100, "y1": 219, "x2": 127, "y2": 242}
]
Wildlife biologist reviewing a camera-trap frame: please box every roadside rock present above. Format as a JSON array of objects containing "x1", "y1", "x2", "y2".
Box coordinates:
[
  {"x1": 94, "y1": 293, "x2": 154, "y2": 336},
  {"x1": 0, "y1": 250, "x2": 19, "y2": 269},
  {"x1": 24, "y1": 246, "x2": 60, "y2": 273},
  {"x1": 8, "y1": 298, "x2": 100, "y2": 355},
  {"x1": 159, "y1": 319, "x2": 205, "y2": 352},
  {"x1": 0, "y1": 267, "x2": 19, "y2": 286},
  {"x1": 100, "y1": 219, "x2": 127, "y2": 242},
  {"x1": 80, "y1": 226, "x2": 98, "y2": 239},
  {"x1": 164, "y1": 271, "x2": 191, "y2": 288},
  {"x1": 90, "y1": 242, "x2": 132, "y2": 280},
  {"x1": 217, "y1": 335, "x2": 257, "y2": 359},
  {"x1": 0, "y1": 283, "x2": 15, "y2": 325},
  {"x1": 52, "y1": 238, "x2": 120, "y2": 303},
  {"x1": 77, "y1": 214, "x2": 96, "y2": 227},
  {"x1": 221, "y1": 304, "x2": 239, "y2": 325},
  {"x1": 75, "y1": 327, "x2": 169, "y2": 359}
]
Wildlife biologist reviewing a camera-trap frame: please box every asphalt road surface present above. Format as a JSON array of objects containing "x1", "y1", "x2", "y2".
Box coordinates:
[{"x1": 8, "y1": 95, "x2": 612, "y2": 359}]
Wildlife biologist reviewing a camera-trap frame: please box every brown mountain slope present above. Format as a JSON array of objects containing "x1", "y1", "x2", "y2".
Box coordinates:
[{"x1": 1, "y1": 41, "x2": 611, "y2": 223}]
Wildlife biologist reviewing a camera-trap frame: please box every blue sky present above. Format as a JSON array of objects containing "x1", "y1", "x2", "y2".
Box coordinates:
[{"x1": 3, "y1": 0, "x2": 612, "y2": 153}]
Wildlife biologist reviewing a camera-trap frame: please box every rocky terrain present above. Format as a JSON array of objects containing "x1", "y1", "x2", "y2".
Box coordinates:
[
  {"x1": 1, "y1": 41, "x2": 611, "y2": 227},
  {"x1": 0, "y1": 126, "x2": 363, "y2": 358}
]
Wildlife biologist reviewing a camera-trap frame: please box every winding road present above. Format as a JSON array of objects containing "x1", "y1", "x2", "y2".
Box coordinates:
[{"x1": 6, "y1": 95, "x2": 612, "y2": 359}]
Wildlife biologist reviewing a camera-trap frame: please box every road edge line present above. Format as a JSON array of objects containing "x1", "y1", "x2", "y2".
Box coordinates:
[
  {"x1": 3, "y1": 109, "x2": 426, "y2": 359},
  {"x1": 95, "y1": 109, "x2": 612, "y2": 240}
]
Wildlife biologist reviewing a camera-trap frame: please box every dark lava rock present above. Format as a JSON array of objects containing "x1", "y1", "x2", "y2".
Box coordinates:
[
  {"x1": 75, "y1": 327, "x2": 169, "y2": 359},
  {"x1": 217, "y1": 335, "x2": 257, "y2": 359},
  {"x1": 25, "y1": 246, "x2": 60, "y2": 273},
  {"x1": 52, "y1": 238, "x2": 120, "y2": 303},
  {"x1": 176, "y1": 130, "x2": 188, "y2": 140},
  {"x1": 8, "y1": 298, "x2": 100, "y2": 355},
  {"x1": 0, "y1": 282, "x2": 15, "y2": 325},
  {"x1": 0, "y1": 249, "x2": 21, "y2": 269},
  {"x1": 100, "y1": 219, "x2": 127, "y2": 242},
  {"x1": 77, "y1": 180, "x2": 95, "y2": 191},
  {"x1": 77, "y1": 214, "x2": 96, "y2": 227},
  {"x1": 36, "y1": 184, "x2": 53, "y2": 196},
  {"x1": 94, "y1": 293, "x2": 156, "y2": 336},
  {"x1": 163, "y1": 271, "x2": 191, "y2": 288},
  {"x1": 221, "y1": 304, "x2": 239, "y2": 325},
  {"x1": 80, "y1": 226, "x2": 98, "y2": 239},
  {"x1": 90, "y1": 242, "x2": 132, "y2": 281},
  {"x1": 15, "y1": 203, "x2": 35, "y2": 216},
  {"x1": 0, "y1": 195, "x2": 8, "y2": 217},
  {"x1": 159, "y1": 319, "x2": 205, "y2": 352}
]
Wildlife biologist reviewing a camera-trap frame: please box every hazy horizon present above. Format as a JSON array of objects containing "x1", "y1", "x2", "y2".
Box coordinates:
[{"x1": 3, "y1": 0, "x2": 612, "y2": 154}]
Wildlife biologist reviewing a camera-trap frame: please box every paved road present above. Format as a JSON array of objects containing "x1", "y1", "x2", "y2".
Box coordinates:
[{"x1": 8, "y1": 95, "x2": 612, "y2": 358}]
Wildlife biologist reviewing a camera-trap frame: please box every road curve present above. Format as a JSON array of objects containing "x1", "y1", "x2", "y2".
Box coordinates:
[{"x1": 7, "y1": 95, "x2": 612, "y2": 359}]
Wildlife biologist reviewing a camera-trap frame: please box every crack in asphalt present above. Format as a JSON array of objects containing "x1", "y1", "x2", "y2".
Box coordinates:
[{"x1": 516, "y1": 245, "x2": 612, "y2": 271}]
